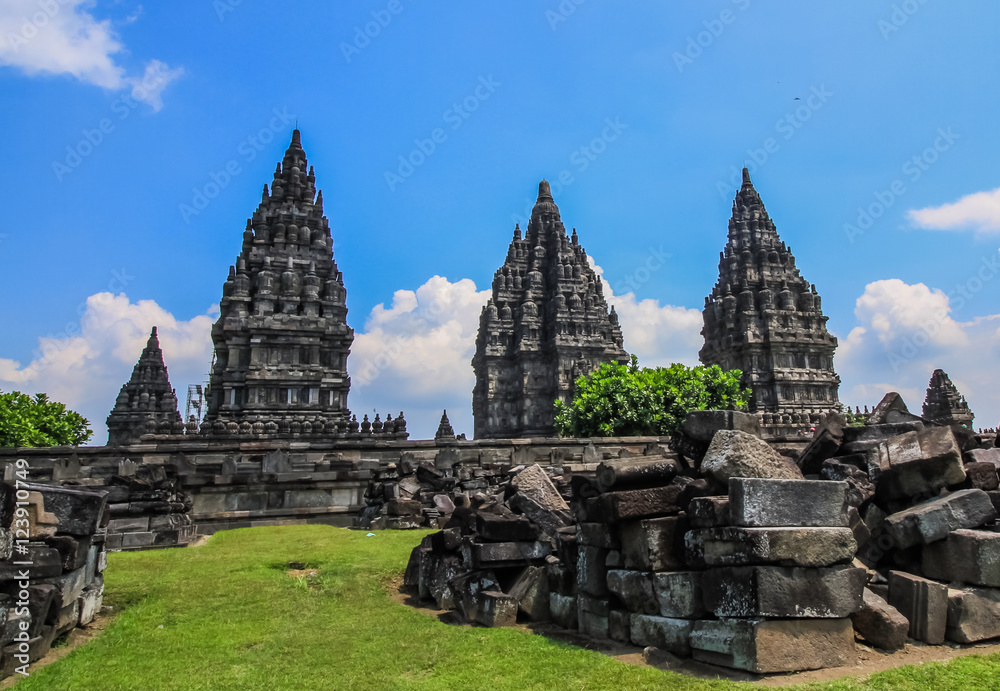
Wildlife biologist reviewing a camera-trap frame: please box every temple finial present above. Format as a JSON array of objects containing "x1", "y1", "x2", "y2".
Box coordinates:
[{"x1": 537, "y1": 179, "x2": 552, "y2": 200}]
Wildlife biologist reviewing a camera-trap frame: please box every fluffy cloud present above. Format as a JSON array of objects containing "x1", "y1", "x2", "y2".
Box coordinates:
[
  {"x1": 909, "y1": 186, "x2": 1000, "y2": 235},
  {"x1": 0, "y1": 292, "x2": 216, "y2": 445},
  {"x1": 837, "y1": 278, "x2": 1000, "y2": 427},
  {"x1": 0, "y1": 1, "x2": 181, "y2": 109}
]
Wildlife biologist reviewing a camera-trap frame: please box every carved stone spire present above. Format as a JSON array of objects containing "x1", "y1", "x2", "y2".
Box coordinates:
[
  {"x1": 472, "y1": 181, "x2": 629, "y2": 439},
  {"x1": 700, "y1": 169, "x2": 840, "y2": 424},
  {"x1": 922, "y1": 369, "x2": 975, "y2": 428},
  {"x1": 434, "y1": 410, "x2": 456, "y2": 442},
  {"x1": 107, "y1": 327, "x2": 183, "y2": 445}
]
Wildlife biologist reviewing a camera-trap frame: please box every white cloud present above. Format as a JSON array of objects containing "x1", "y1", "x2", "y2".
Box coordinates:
[
  {"x1": 909, "y1": 186, "x2": 1000, "y2": 235},
  {"x1": 836, "y1": 278, "x2": 1000, "y2": 428},
  {"x1": 0, "y1": 1, "x2": 181, "y2": 109},
  {"x1": 0, "y1": 292, "x2": 216, "y2": 445}
]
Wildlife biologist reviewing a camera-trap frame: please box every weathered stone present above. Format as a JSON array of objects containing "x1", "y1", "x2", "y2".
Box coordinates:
[
  {"x1": 629, "y1": 615, "x2": 693, "y2": 656},
  {"x1": 621, "y1": 516, "x2": 689, "y2": 571},
  {"x1": 962, "y1": 462, "x2": 1000, "y2": 491},
  {"x1": 451, "y1": 570, "x2": 500, "y2": 623},
  {"x1": 0, "y1": 545, "x2": 62, "y2": 580},
  {"x1": 508, "y1": 464, "x2": 573, "y2": 536},
  {"x1": 923, "y1": 369, "x2": 975, "y2": 428},
  {"x1": 121, "y1": 532, "x2": 155, "y2": 549},
  {"x1": 577, "y1": 522, "x2": 620, "y2": 550},
  {"x1": 885, "y1": 489, "x2": 997, "y2": 549},
  {"x1": 798, "y1": 412, "x2": 846, "y2": 475},
  {"x1": 687, "y1": 496, "x2": 729, "y2": 529},
  {"x1": 464, "y1": 541, "x2": 552, "y2": 568},
  {"x1": 508, "y1": 566, "x2": 549, "y2": 621},
  {"x1": 821, "y1": 459, "x2": 875, "y2": 508},
  {"x1": 386, "y1": 499, "x2": 422, "y2": 516},
  {"x1": 595, "y1": 485, "x2": 685, "y2": 523},
  {"x1": 967, "y1": 448, "x2": 1000, "y2": 467},
  {"x1": 475, "y1": 514, "x2": 538, "y2": 542},
  {"x1": 869, "y1": 392, "x2": 921, "y2": 425},
  {"x1": 549, "y1": 593, "x2": 578, "y2": 629},
  {"x1": 651, "y1": 572, "x2": 705, "y2": 619},
  {"x1": 106, "y1": 327, "x2": 184, "y2": 444},
  {"x1": 685, "y1": 527, "x2": 856, "y2": 568},
  {"x1": 848, "y1": 506, "x2": 872, "y2": 551},
  {"x1": 576, "y1": 545, "x2": 609, "y2": 597},
  {"x1": 595, "y1": 458, "x2": 679, "y2": 493},
  {"x1": 609, "y1": 609, "x2": 631, "y2": 643},
  {"x1": 38, "y1": 566, "x2": 91, "y2": 610},
  {"x1": 682, "y1": 410, "x2": 761, "y2": 442},
  {"x1": 432, "y1": 494, "x2": 456, "y2": 515},
  {"x1": 606, "y1": 570, "x2": 658, "y2": 615},
  {"x1": 888, "y1": 570, "x2": 947, "y2": 644},
  {"x1": 702, "y1": 565, "x2": 866, "y2": 618},
  {"x1": 850, "y1": 588, "x2": 909, "y2": 650},
  {"x1": 476, "y1": 591, "x2": 518, "y2": 627},
  {"x1": 946, "y1": 586, "x2": 1000, "y2": 643},
  {"x1": 78, "y1": 579, "x2": 104, "y2": 627},
  {"x1": 729, "y1": 478, "x2": 849, "y2": 528},
  {"x1": 53, "y1": 599, "x2": 81, "y2": 635},
  {"x1": 871, "y1": 427, "x2": 965, "y2": 500},
  {"x1": 25, "y1": 492, "x2": 60, "y2": 539},
  {"x1": 923, "y1": 529, "x2": 1000, "y2": 586},
  {"x1": 578, "y1": 594, "x2": 610, "y2": 638},
  {"x1": 44, "y1": 535, "x2": 92, "y2": 572},
  {"x1": 841, "y1": 421, "x2": 926, "y2": 455},
  {"x1": 691, "y1": 618, "x2": 856, "y2": 674},
  {"x1": 702, "y1": 430, "x2": 805, "y2": 485}
]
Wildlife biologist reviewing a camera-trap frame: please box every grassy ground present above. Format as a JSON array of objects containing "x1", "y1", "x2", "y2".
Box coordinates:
[{"x1": 11, "y1": 525, "x2": 1000, "y2": 690}]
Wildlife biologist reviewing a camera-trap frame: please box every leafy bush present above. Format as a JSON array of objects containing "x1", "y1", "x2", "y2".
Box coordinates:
[
  {"x1": 553, "y1": 356, "x2": 750, "y2": 437},
  {"x1": 0, "y1": 390, "x2": 92, "y2": 447}
]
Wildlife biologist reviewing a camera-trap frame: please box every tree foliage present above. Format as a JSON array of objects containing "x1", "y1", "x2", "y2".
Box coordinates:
[
  {"x1": 553, "y1": 356, "x2": 750, "y2": 438},
  {"x1": 0, "y1": 390, "x2": 92, "y2": 447}
]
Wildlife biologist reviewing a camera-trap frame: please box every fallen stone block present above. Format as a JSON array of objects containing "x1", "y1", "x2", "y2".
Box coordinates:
[
  {"x1": 701, "y1": 430, "x2": 804, "y2": 484},
  {"x1": 923, "y1": 529, "x2": 1000, "y2": 586},
  {"x1": 452, "y1": 570, "x2": 500, "y2": 623},
  {"x1": 432, "y1": 494, "x2": 455, "y2": 515},
  {"x1": 687, "y1": 496, "x2": 730, "y2": 529},
  {"x1": 509, "y1": 464, "x2": 573, "y2": 537},
  {"x1": 53, "y1": 599, "x2": 81, "y2": 635},
  {"x1": 888, "y1": 570, "x2": 947, "y2": 644},
  {"x1": 947, "y1": 586, "x2": 1000, "y2": 643},
  {"x1": 578, "y1": 594, "x2": 610, "y2": 639},
  {"x1": 609, "y1": 609, "x2": 631, "y2": 643},
  {"x1": 44, "y1": 535, "x2": 93, "y2": 572},
  {"x1": 651, "y1": 572, "x2": 705, "y2": 619},
  {"x1": 848, "y1": 507, "x2": 872, "y2": 552},
  {"x1": 576, "y1": 522, "x2": 620, "y2": 550},
  {"x1": 607, "y1": 570, "x2": 658, "y2": 615},
  {"x1": 2, "y1": 625, "x2": 55, "y2": 673},
  {"x1": 850, "y1": 588, "x2": 909, "y2": 651},
  {"x1": 121, "y1": 532, "x2": 156, "y2": 549},
  {"x1": 676, "y1": 410, "x2": 761, "y2": 463},
  {"x1": 545, "y1": 556, "x2": 574, "y2": 595},
  {"x1": 821, "y1": 459, "x2": 875, "y2": 508},
  {"x1": 868, "y1": 392, "x2": 921, "y2": 425},
  {"x1": 38, "y1": 566, "x2": 90, "y2": 610},
  {"x1": 629, "y1": 615, "x2": 693, "y2": 657},
  {"x1": 476, "y1": 591, "x2": 518, "y2": 627},
  {"x1": 885, "y1": 489, "x2": 997, "y2": 549},
  {"x1": 78, "y1": 578, "x2": 104, "y2": 627},
  {"x1": 967, "y1": 448, "x2": 1000, "y2": 467},
  {"x1": 685, "y1": 527, "x2": 856, "y2": 568},
  {"x1": 475, "y1": 514, "x2": 538, "y2": 542},
  {"x1": 595, "y1": 485, "x2": 685, "y2": 523},
  {"x1": 0, "y1": 545, "x2": 62, "y2": 580},
  {"x1": 798, "y1": 412, "x2": 846, "y2": 475},
  {"x1": 690, "y1": 618, "x2": 856, "y2": 674},
  {"x1": 962, "y1": 462, "x2": 1000, "y2": 491},
  {"x1": 841, "y1": 421, "x2": 925, "y2": 455},
  {"x1": 621, "y1": 515, "x2": 689, "y2": 571},
  {"x1": 595, "y1": 458, "x2": 680, "y2": 493},
  {"x1": 729, "y1": 478, "x2": 849, "y2": 528},
  {"x1": 22, "y1": 483, "x2": 108, "y2": 536},
  {"x1": 386, "y1": 499, "x2": 423, "y2": 516},
  {"x1": 549, "y1": 593, "x2": 578, "y2": 629},
  {"x1": 463, "y1": 541, "x2": 552, "y2": 568},
  {"x1": 508, "y1": 566, "x2": 549, "y2": 621},
  {"x1": 577, "y1": 545, "x2": 610, "y2": 597},
  {"x1": 872, "y1": 427, "x2": 965, "y2": 500},
  {"x1": 702, "y1": 565, "x2": 866, "y2": 618}
]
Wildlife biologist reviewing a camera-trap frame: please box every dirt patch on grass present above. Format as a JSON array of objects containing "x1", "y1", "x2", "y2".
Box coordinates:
[
  {"x1": 1, "y1": 610, "x2": 115, "y2": 689},
  {"x1": 390, "y1": 579, "x2": 1000, "y2": 686},
  {"x1": 287, "y1": 569, "x2": 319, "y2": 578}
]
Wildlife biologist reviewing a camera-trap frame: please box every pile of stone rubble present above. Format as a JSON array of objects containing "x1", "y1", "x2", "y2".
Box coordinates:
[{"x1": 405, "y1": 401, "x2": 1000, "y2": 675}]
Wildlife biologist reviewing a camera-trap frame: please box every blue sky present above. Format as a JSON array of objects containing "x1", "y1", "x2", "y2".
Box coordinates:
[{"x1": 1, "y1": 1, "x2": 998, "y2": 443}]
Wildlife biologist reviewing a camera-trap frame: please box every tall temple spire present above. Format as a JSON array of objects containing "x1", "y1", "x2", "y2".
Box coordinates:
[
  {"x1": 700, "y1": 171, "x2": 840, "y2": 427},
  {"x1": 472, "y1": 181, "x2": 628, "y2": 438},
  {"x1": 922, "y1": 369, "x2": 974, "y2": 428},
  {"x1": 202, "y1": 129, "x2": 356, "y2": 438},
  {"x1": 107, "y1": 327, "x2": 183, "y2": 445}
]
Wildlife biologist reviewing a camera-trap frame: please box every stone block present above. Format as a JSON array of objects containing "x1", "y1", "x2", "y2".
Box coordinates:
[
  {"x1": 821, "y1": 459, "x2": 875, "y2": 508},
  {"x1": 652, "y1": 572, "x2": 704, "y2": 619},
  {"x1": 549, "y1": 593, "x2": 578, "y2": 629},
  {"x1": 682, "y1": 410, "x2": 760, "y2": 442},
  {"x1": 386, "y1": 499, "x2": 422, "y2": 516},
  {"x1": 576, "y1": 545, "x2": 609, "y2": 597},
  {"x1": 888, "y1": 570, "x2": 947, "y2": 644},
  {"x1": 691, "y1": 618, "x2": 856, "y2": 673},
  {"x1": 508, "y1": 566, "x2": 549, "y2": 621},
  {"x1": 78, "y1": 579, "x2": 104, "y2": 627},
  {"x1": 606, "y1": 570, "x2": 658, "y2": 615},
  {"x1": 923, "y1": 529, "x2": 1000, "y2": 586},
  {"x1": 621, "y1": 515, "x2": 688, "y2": 572},
  {"x1": 687, "y1": 496, "x2": 730, "y2": 529},
  {"x1": 701, "y1": 430, "x2": 804, "y2": 485},
  {"x1": 595, "y1": 458, "x2": 680, "y2": 493},
  {"x1": 451, "y1": 570, "x2": 500, "y2": 623},
  {"x1": 729, "y1": 478, "x2": 849, "y2": 528},
  {"x1": 872, "y1": 427, "x2": 965, "y2": 500},
  {"x1": 509, "y1": 464, "x2": 573, "y2": 537},
  {"x1": 464, "y1": 541, "x2": 552, "y2": 568},
  {"x1": 22, "y1": 483, "x2": 108, "y2": 536},
  {"x1": 798, "y1": 412, "x2": 846, "y2": 475},
  {"x1": 0, "y1": 546, "x2": 62, "y2": 579},
  {"x1": 2, "y1": 606, "x2": 27, "y2": 647},
  {"x1": 107, "y1": 516, "x2": 150, "y2": 533},
  {"x1": 121, "y1": 532, "x2": 156, "y2": 549},
  {"x1": 476, "y1": 514, "x2": 538, "y2": 542},
  {"x1": 2, "y1": 625, "x2": 55, "y2": 673},
  {"x1": 702, "y1": 565, "x2": 866, "y2": 618},
  {"x1": 578, "y1": 594, "x2": 610, "y2": 638},
  {"x1": 685, "y1": 527, "x2": 856, "y2": 568},
  {"x1": 428, "y1": 553, "x2": 464, "y2": 610},
  {"x1": 577, "y1": 522, "x2": 620, "y2": 550},
  {"x1": 629, "y1": 615, "x2": 693, "y2": 656},
  {"x1": 53, "y1": 599, "x2": 81, "y2": 635},
  {"x1": 885, "y1": 489, "x2": 997, "y2": 549},
  {"x1": 44, "y1": 535, "x2": 92, "y2": 572},
  {"x1": 963, "y1": 462, "x2": 1000, "y2": 491},
  {"x1": 850, "y1": 588, "x2": 909, "y2": 650},
  {"x1": 595, "y1": 485, "x2": 685, "y2": 523},
  {"x1": 609, "y1": 609, "x2": 631, "y2": 643},
  {"x1": 946, "y1": 586, "x2": 1000, "y2": 643},
  {"x1": 967, "y1": 448, "x2": 1000, "y2": 466},
  {"x1": 39, "y1": 566, "x2": 90, "y2": 610},
  {"x1": 476, "y1": 591, "x2": 518, "y2": 627}
]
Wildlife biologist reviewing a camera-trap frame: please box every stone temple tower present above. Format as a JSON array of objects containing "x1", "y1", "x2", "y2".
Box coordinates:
[
  {"x1": 202, "y1": 130, "x2": 354, "y2": 438},
  {"x1": 472, "y1": 181, "x2": 629, "y2": 439},
  {"x1": 922, "y1": 368, "x2": 975, "y2": 428},
  {"x1": 700, "y1": 169, "x2": 840, "y2": 424},
  {"x1": 107, "y1": 327, "x2": 183, "y2": 445}
]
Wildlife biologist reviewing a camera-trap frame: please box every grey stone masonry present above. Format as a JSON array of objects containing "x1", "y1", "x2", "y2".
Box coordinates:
[
  {"x1": 884, "y1": 489, "x2": 997, "y2": 549},
  {"x1": 922, "y1": 369, "x2": 975, "y2": 429},
  {"x1": 107, "y1": 327, "x2": 183, "y2": 445},
  {"x1": 699, "y1": 168, "x2": 840, "y2": 426},
  {"x1": 923, "y1": 529, "x2": 1000, "y2": 587},
  {"x1": 472, "y1": 180, "x2": 628, "y2": 438},
  {"x1": 729, "y1": 478, "x2": 849, "y2": 528}
]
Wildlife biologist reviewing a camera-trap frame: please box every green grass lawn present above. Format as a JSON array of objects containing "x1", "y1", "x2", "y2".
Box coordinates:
[{"x1": 12, "y1": 525, "x2": 1000, "y2": 690}]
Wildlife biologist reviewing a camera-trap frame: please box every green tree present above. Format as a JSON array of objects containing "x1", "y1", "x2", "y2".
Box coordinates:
[
  {"x1": 553, "y1": 356, "x2": 750, "y2": 438},
  {"x1": 0, "y1": 390, "x2": 92, "y2": 447}
]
